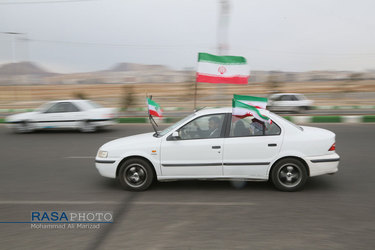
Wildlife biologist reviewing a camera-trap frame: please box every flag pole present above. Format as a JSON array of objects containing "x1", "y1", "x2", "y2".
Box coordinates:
[{"x1": 193, "y1": 79, "x2": 198, "y2": 110}]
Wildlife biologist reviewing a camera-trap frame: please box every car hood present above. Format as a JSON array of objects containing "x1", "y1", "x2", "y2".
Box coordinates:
[
  {"x1": 6, "y1": 112, "x2": 39, "y2": 122},
  {"x1": 100, "y1": 132, "x2": 159, "y2": 151}
]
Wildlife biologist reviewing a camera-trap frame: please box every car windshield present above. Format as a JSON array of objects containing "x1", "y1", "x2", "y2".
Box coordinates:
[
  {"x1": 158, "y1": 113, "x2": 196, "y2": 137},
  {"x1": 271, "y1": 112, "x2": 304, "y2": 131},
  {"x1": 36, "y1": 102, "x2": 53, "y2": 112},
  {"x1": 297, "y1": 95, "x2": 306, "y2": 100},
  {"x1": 85, "y1": 100, "x2": 103, "y2": 109}
]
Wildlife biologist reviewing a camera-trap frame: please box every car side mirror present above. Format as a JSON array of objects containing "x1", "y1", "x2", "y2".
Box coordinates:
[{"x1": 167, "y1": 131, "x2": 180, "y2": 141}]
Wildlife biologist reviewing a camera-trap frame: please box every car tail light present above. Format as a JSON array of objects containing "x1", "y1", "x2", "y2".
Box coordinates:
[{"x1": 328, "y1": 143, "x2": 336, "y2": 151}]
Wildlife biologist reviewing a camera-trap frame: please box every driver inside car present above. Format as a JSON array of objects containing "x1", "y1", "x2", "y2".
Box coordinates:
[{"x1": 195, "y1": 116, "x2": 221, "y2": 138}]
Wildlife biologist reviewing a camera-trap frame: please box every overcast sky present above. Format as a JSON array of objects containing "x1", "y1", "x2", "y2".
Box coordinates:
[{"x1": 0, "y1": 0, "x2": 375, "y2": 73}]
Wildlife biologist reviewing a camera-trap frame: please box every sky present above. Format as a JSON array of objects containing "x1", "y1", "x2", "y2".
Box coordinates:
[{"x1": 0, "y1": 0, "x2": 375, "y2": 73}]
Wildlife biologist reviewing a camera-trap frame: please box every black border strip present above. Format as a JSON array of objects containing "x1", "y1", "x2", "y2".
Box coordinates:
[
  {"x1": 311, "y1": 158, "x2": 340, "y2": 163},
  {"x1": 224, "y1": 162, "x2": 270, "y2": 166},
  {"x1": 162, "y1": 163, "x2": 222, "y2": 167},
  {"x1": 95, "y1": 160, "x2": 116, "y2": 164}
]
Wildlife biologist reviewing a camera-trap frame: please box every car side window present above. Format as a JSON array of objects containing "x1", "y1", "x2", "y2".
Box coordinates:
[
  {"x1": 45, "y1": 102, "x2": 79, "y2": 113},
  {"x1": 280, "y1": 95, "x2": 293, "y2": 101},
  {"x1": 229, "y1": 116, "x2": 281, "y2": 137},
  {"x1": 177, "y1": 114, "x2": 225, "y2": 140},
  {"x1": 65, "y1": 103, "x2": 80, "y2": 112},
  {"x1": 291, "y1": 95, "x2": 298, "y2": 101}
]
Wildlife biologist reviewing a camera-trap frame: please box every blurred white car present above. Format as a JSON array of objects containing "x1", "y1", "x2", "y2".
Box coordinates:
[
  {"x1": 268, "y1": 93, "x2": 314, "y2": 113},
  {"x1": 95, "y1": 107, "x2": 339, "y2": 192},
  {"x1": 5, "y1": 100, "x2": 117, "y2": 133}
]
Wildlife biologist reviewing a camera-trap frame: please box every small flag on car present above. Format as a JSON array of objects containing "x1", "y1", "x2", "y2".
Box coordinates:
[
  {"x1": 232, "y1": 98, "x2": 271, "y2": 124},
  {"x1": 147, "y1": 98, "x2": 163, "y2": 117},
  {"x1": 233, "y1": 94, "x2": 268, "y2": 109}
]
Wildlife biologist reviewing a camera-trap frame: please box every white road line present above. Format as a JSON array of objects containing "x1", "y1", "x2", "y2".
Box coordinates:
[
  {"x1": 0, "y1": 201, "x2": 256, "y2": 206},
  {"x1": 65, "y1": 156, "x2": 95, "y2": 159},
  {"x1": 0, "y1": 201, "x2": 120, "y2": 205}
]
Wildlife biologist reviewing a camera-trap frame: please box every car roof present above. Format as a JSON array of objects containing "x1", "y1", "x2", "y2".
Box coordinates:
[
  {"x1": 48, "y1": 99, "x2": 89, "y2": 103},
  {"x1": 194, "y1": 107, "x2": 271, "y2": 116},
  {"x1": 270, "y1": 93, "x2": 303, "y2": 96}
]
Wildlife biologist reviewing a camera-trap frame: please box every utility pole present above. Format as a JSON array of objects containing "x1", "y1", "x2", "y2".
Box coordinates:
[
  {"x1": 218, "y1": 0, "x2": 230, "y2": 55},
  {"x1": 0, "y1": 32, "x2": 26, "y2": 63},
  {"x1": 216, "y1": 0, "x2": 230, "y2": 107}
]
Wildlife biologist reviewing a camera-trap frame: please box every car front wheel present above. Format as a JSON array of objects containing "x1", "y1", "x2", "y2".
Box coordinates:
[
  {"x1": 14, "y1": 120, "x2": 33, "y2": 133},
  {"x1": 118, "y1": 158, "x2": 154, "y2": 191},
  {"x1": 271, "y1": 158, "x2": 307, "y2": 192}
]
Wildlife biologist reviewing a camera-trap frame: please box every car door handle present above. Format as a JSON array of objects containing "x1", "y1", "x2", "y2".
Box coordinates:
[
  {"x1": 268, "y1": 143, "x2": 277, "y2": 147},
  {"x1": 212, "y1": 146, "x2": 221, "y2": 149}
]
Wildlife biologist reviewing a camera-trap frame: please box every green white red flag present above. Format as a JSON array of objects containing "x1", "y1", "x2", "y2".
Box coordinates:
[
  {"x1": 196, "y1": 52, "x2": 250, "y2": 84},
  {"x1": 232, "y1": 98, "x2": 272, "y2": 124},
  {"x1": 147, "y1": 98, "x2": 163, "y2": 117},
  {"x1": 233, "y1": 94, "x2": 268, "y2": 109}
]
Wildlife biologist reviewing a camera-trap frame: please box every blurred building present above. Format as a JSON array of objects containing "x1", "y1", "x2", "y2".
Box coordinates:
[{"x1": 0, "y1": 61, "x2": 375, "y2": 86}]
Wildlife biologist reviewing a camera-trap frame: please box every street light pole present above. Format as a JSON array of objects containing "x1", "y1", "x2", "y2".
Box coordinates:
[
  {"x1": 0, "y1": 32, "x2": 25, "y2": 63},
  {"x1": 216, "y1": 0, "x2": 230, "y2": 107}
]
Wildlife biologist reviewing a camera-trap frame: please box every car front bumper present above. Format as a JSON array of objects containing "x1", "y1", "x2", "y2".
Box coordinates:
[
  {"x1": 305, "y1": 153, "x2": 340, "y2": 177},
  {"x1": 95, "y1": 158, "x2": 118, "y2": 178}
]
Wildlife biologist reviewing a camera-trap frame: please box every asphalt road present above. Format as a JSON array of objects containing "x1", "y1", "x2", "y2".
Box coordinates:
[{"x1": 0, "y1": 124, "x2": 374, "y2": 250}]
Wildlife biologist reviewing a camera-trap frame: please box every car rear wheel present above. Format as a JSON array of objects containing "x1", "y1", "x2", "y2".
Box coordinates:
[
  {"x1": 271, "y1": 158, "x2": 307, "y2": 192},
  {"x1": 118, "y1": 158, "x2": 154, "y2": 191},
  {"x1": 79, "y1": 120, "x2": 96, "y2": 133}
]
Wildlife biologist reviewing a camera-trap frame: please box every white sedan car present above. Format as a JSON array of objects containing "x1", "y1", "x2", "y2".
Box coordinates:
[
  {"x1": 5, "y1": 100, "x2": 117, "y2": 133},
  {"x1": 268, "y1": 93, "x2": 314, "y2": 113},
  {"x1": 96, "y1": 108, "x2": 339, "y2": 192}
]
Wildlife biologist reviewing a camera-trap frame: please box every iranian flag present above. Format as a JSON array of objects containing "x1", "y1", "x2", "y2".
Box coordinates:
[
  {"x1": 232, "y1": 98, "x2": 272, "y2": 124},
  {"x1": 234, "y1": 94, "x2": 268, "y2": 109},
  {"x1": 147, "y1": 98, "x2": 163, "y2": 117},
  {"x1": 196, "y1": 52, "x2": 250, "y2": 84}
]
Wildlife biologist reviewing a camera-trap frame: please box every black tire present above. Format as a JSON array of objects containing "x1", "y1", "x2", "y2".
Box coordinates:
[
  {"x1": 117, "y1": 158, "x2": 154, "y2": 191},
  {"x1": 14, "y1": 120, "x2": 32, "y2": 133},
  {"x1": 79, "y1": 120, "x2": 97, "y2": 133},
  {"x1": 271, "y1": 158, "x2": 308, "y2": 192}
]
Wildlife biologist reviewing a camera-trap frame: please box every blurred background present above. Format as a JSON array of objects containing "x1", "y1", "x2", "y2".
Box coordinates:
[{"x1": 0, "y1": 0, "x2": 374, "y2": 116}]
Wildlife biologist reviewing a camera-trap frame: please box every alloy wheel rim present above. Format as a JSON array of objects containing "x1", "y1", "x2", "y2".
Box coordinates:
[
  {"x1": 124, "y1": 164, "x2": 147, "y2": 188},
  {"x1": 277, "y1": 163, "x2": 302, "y2": 188}
]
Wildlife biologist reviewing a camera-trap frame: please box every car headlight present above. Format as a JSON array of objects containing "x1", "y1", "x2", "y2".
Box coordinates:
[{"x1": 97, "y1": 150, "x2": 108, "y2": 158}]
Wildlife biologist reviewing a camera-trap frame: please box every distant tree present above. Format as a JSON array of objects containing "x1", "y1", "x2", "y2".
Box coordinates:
[
  {"x1": 267, "y1": 72, "x2": 281, "y2": 93},
  {"x1": 343, "y1": 72, "x2": 363, "y2": 93},
  {"x1": 121, "y1": 85, "x2": 135, "y2": 111},
  {"x1": 73, "y1": 92, "x2": 86, "y2": 99}
]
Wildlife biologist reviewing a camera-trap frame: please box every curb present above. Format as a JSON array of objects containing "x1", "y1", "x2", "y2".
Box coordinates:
[
  {"x1": 117, "y1": 115, "x2": 375, "y2": 124},
  {"x1": 313, "y1": 105, "x2": 375, "y2": 110},
  {"x1": 284, "y1": 115, "x2": 375, "y2": 124}
]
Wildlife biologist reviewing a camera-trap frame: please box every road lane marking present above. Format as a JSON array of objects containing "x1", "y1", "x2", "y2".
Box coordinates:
[
  {"x1": 0, "y1": 201, "x2": 120, "y2": 205},
  {"x1": 0, "y1": 201, "x2": 256, "y2": 206},
  {"x1": 65, "y1": 156, "x2": 95, "y2": 159}
]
